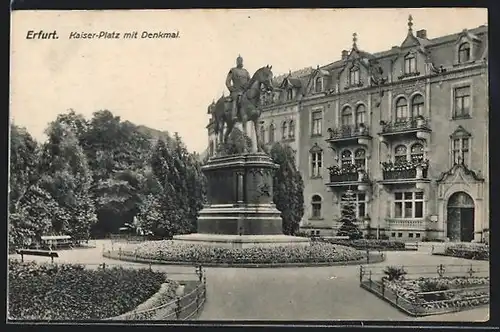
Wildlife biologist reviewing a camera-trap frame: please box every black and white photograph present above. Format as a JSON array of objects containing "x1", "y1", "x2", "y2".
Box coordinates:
[{"x1": 8, "y1": 8, "x2": 490, "y2": 324}]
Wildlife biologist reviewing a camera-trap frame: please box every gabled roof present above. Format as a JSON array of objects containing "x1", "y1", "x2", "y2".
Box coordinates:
[{"x1": 455, "y1": 28, "x2": 482, "y2": 44}]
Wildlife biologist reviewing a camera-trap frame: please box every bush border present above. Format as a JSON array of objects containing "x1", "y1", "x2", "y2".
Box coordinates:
[{"x1": 103, "y1": 250, "x2": 386, "y2": 268}]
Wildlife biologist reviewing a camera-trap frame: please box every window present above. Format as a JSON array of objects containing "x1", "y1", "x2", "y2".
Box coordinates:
[
  {"x1": 452, "y1": 137, "x2": 470, "y2": 166},
  {"x1": 311, "y1": 151, "x2": 323, "y2": 177},
  {"x1": 355, "y1": 104, "x2": 366, "y2": 126},
  {"x1": 416, "y1": 233, "x2": 421, "y2": 238},
  {"x1": 315, "y1": 230, "x2": 320, "y2": 235},
  {"x1": 394, "y1": 191, "x2": 424, "y2": 219},
  {"x1": 312, "y1": 110, "x2": 323, "y2": 136},
  {"x1": 391, "y1": 232, "x2": 396, "y2": 238},
  {"x1": 315, "y1": 77, "x2": 323, "y2": 93},
  {"x1": 269, "y1": 123, "x2": 275, "y2": 143},
  {"x1": 287, "y1": 89, "x2": 294, "y2": 100},
  {"x1": 341, "y1": 106, "x2": 353, "y2": 126},
  {"x1": 395, "y1": 97, "x2": 408, "y2": 121},
  {"x1": 398, "y1": 233, "x2": 403, "y2": 238},
  {"x1": 411, "y1": 94, "x2": 424, "y2": 118},
  {"x1": 260, "y1": 126, "x2": 266, "y2": 143},
  {"x1": 454, "y1": 86, "x2": 471, "y2": 118},
  {"x1": 394, "y1": 145, "x2": 407, "y2": 163},
  {"x1": 281, "y1": 121, "x2": 288, "y2": 139},
  {"x1": 310, "y1": 230, "x2": 314, "y2": 236},
  {"x1": 354, "y1": 148, "x2": 366, "y2": 169},
  {"x1": 458, "y1": 42, "x2": 471, "y2": 63},
  {"x1": 341, "y1": 192, "x2": 367, "y2": 219},
  {"x1": 209, "y1": 141, "x2": 214, "y2": 156},
  {"x1": 341, "y1": 149, "x2": 352, "y2": 167},
  {"x1": 410, "y1": 143, "x2": 424, "y2": 162},
  {"x1": 404, "y1": 54, "x2": 417, "y2": 74},
  {"x1": 289, "y1": 120, "x2": 295, "y2": 138},
  {"x1": 350, "y1": 66, "x2": 360, "y2": 85},
  {"x1": 311, "y1": 195, "x2": 322, "y2": 218},
  {"x1": 409, "y1": 233, "x2": 414, "y2": 238}
]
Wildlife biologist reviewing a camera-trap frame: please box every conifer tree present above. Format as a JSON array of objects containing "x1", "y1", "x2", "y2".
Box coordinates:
[{"x1": 337, "y1": 188, "x2": 363, "y2": 239}]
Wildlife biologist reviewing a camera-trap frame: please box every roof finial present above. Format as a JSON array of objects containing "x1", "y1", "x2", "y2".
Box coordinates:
[
  {"x1": 408, "y1": 14, "x2": 413, "y2": 33},
  {"x1": 353, "y1": 32, "x2": 358, "y2": 48}
]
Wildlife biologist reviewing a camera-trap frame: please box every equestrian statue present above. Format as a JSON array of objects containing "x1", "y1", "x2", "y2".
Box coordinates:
[{"x1": 211, "y1": 55, "x2": 274, "y2": 153}]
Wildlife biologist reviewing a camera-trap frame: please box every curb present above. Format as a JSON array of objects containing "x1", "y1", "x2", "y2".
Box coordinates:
[{"x1": 103, "y1": 251, "x2": 386, "y2": 268}]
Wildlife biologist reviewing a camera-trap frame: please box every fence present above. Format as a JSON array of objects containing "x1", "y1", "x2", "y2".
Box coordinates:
[
  {"x1": 359, "y1": 263, "x2": 490, "y2": 316},
  {"x1": 106, "y1": 265, "x2": 207, "y2": 321}
]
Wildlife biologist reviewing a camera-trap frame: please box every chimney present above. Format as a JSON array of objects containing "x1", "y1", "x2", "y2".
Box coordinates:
[
  {"x1": 341, "y1": 50, "x2": 349, "y2": 60},
  {"x1": 416, "y1": 29, "x2": 427, "y2": 39}
]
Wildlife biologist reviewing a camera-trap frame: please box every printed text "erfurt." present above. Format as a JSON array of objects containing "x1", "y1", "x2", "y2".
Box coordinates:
[{"x1": 26, "y1": 30, "x2": 59, "y2": 39}]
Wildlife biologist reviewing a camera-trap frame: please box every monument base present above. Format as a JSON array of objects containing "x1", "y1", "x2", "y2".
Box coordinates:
[{"x1": 173, "y1": 233, "x2": 310, "y2": 249}]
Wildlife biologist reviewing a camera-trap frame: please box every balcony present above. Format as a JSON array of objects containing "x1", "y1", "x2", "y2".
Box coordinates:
[
  {"x1": 326, "y1": 124, "x2": 372, "y2": 146},
  {"x1": 326, "y1": 166, "x2": 370, "y2": 191},
  {"x1": 379, "y1": 160, "x2": 430, "y2": 187},
  {"x1": 378, "y1": 116, "x2": 431, "y2": 142},
  {"x1": 385, "y1": 218, "x2": 430, "y2": 230}
]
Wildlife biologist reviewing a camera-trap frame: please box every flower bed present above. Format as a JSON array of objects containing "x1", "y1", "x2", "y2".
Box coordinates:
[
  {"x1": 361, "y1": 272, "x2": 489, "y2": 316},
  {"x1": 384, "y1": 276, "x2": 489, "y2": 311},
  {"x1": 116, "y1": 241, "x2": 365, "y2": 265},
  {"x1": 440, "y1": 244, "x2": 489, "y2": 260},
  {"x1": 8, "y1": 259, "x2": 177, "y2": 320},
  {"x1": 320, "y1": 238, "x2": 409, "y2": 251}
]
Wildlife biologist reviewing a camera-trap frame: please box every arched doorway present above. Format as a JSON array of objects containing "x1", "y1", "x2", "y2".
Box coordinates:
[{"x1": 446, "y1": 191, "x2": 475, "y2": 242}]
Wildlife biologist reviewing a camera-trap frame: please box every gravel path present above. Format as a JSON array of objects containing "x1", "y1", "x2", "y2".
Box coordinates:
[{"x1": 8, "y1": 240, "x2": 489, "y2": 322}]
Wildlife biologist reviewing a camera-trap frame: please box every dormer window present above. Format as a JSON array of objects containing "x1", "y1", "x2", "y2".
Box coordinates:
[
  {"x1": 315, "y1": 77, "x2": 323, "y2": 93},
  {"x1": 287, "y1": 88, "x2": 294, "y2": 100},
  {"x1": 349, "y1": 66, "x2": 360, "y2": 85},
  {"x1": 404, "y1": 53, "x2": 417, "y2": 74},
  {"x1": 458, "y1": 42, "x2": 471, "y2": 63}
]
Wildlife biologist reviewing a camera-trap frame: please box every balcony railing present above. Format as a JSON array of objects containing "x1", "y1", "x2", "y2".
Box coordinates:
[
  {"x1": 385, "y1": 218, "x2": 429, "y2": 229},
  {"x1": 329, "y1": 172, "x2": 359, "y2": 183},
  {"x1": 380, "y1": 117, "x2": 430, "y2": 134},
  {"x1": 382, "y1": 168, "x2": 428, "y2": 180},
  {"x1": 327, "y1": 124, "x2": 371, "y2": 140}
]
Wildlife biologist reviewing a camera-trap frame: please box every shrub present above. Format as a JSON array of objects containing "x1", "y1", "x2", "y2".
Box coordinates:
[
  {"x1": 320, "y1": 238, "x2": 406, "y2": 251},
  {"x1": 8, "y1": 259, "x2": 176, "y2": 320},
  {"x1": 383, "y1": 266, "x2": 407, "y2": 281},
  {"x1": 118, "y1": 241, "x2": 365, "y2": 265},
  {"x1": 418, "y1": 279, "x2": 450, "y2": 302},
  {"x1": 443, "y1": 244, "x2": 489, "y2": 260}
]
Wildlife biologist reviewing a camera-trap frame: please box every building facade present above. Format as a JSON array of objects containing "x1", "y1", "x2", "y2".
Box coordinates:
[{"x1": 207, "y1": 18, "x2": 489, "y2": 243}]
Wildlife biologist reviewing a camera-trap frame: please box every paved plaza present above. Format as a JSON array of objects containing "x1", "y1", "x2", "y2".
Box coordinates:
[{"x1": 9, "y1": 240, "x2": 489, "y2": 322}]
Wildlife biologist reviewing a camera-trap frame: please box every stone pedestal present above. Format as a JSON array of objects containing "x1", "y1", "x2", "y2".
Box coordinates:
[{"x1": 173, "y1": 152, "x2": 309, "y2": 248}]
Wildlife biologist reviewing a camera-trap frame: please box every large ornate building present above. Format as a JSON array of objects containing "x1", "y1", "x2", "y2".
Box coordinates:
[{"x1": 207, "y1": 17, "x2": 489, "y2": 243}]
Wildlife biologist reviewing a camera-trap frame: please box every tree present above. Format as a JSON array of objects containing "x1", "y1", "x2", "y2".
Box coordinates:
[
  {"x1": 337, "y1": 188, "x2": 363, "y2": 239},
  {"x1": 9, "y1": 124, "x2": 41, "y2": 213},
  {"x1": 39, "y1": 120, "x2": 97, "y2": 240},
  {"x1": 79, "y1": 110, "x2": 154, "y2": 235},
  {"x1": 269, "y1": 143, "x2": 304, "y2": 235}
]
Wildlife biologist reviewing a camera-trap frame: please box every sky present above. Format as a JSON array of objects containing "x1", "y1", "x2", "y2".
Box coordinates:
[{"x1": 10, "y1": 8, "x2": 487, "y2": 154}]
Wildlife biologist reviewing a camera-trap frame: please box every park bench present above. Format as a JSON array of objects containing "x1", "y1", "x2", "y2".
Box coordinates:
[{"x1": 16, "y1": 249, "x2": 59, "y2": 263}]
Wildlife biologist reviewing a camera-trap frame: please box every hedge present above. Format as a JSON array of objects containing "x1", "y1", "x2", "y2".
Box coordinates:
[
  {"x1": 441, "y1": 244, "x2": 489, "y2": 260},
  {"x1": 8, "y1": 259, "x2": 177, "y2": 320}
]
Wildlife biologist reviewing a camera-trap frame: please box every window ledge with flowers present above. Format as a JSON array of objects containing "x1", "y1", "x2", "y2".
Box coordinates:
[
  {"x1": 381, "y1": 159, "x2": 429, "y2": 181},
  {"x1": 327, "y1": 164, "x2": 369, "y2": 183},
  {"x1": 379, "y1": 116, "x2": 430, "y2": 134},
  {"x1": 327, "y1": 124, "x2": 370, "y2": 141},
  {"x1": 452, "y1": 114, "x2": 472, "y2": 120},
  {"x1": 397, "y1": 71, "x2": 420, "y2": 80}
]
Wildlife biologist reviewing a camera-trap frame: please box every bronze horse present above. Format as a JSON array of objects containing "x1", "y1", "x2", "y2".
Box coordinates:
[{"x1": 212, "y1": 65, "x2": 274, "y2": 153}]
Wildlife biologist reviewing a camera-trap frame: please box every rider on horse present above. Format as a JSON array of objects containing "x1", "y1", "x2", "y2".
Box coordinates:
[{"x1": 225, "y1": 55, "x2": 251, "y2": 122}]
